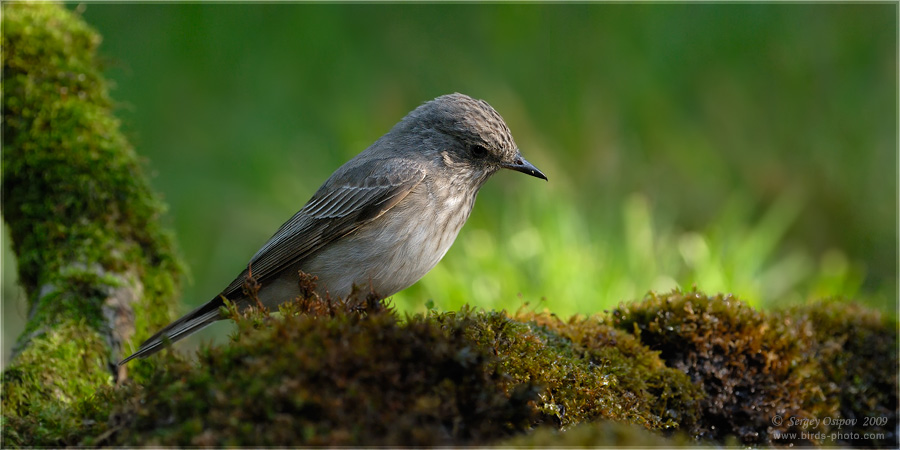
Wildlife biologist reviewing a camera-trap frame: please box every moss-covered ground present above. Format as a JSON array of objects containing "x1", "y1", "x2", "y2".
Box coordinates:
[{"x1": 3, "y1": 287, "x2": 896, "y2": 447}]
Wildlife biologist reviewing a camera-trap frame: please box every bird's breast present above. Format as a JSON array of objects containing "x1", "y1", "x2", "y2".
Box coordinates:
[{"x1": 302, "y1": 180, "x2": 478, "y2": 299}]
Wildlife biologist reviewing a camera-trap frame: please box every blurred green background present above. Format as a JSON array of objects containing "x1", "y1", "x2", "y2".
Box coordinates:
[{"x1": 2, "y1": 3, "x2": 897, "y2": 365}]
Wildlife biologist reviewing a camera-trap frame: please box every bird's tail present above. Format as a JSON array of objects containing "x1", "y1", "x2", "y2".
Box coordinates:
[{"x1": 118, "y1": 297, "x2": 226, "y2": 365}]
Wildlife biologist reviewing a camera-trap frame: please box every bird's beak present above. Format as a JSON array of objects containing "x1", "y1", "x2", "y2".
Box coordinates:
[{"x1": 502, "y1": 152, "x2": 548, "y2": 181}]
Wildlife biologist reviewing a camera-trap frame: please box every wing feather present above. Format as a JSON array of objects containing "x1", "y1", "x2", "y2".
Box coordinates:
[{"x1": 220, "y1": 159, "x2": 426, "y2": 299}]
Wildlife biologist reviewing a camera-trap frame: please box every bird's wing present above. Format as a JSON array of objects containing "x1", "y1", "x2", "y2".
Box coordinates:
[
  {"x1": 118, "y1": 158, "x2": 427, "y2": 364},
  {"x1": 220, "y1": 159, "x2": 426, "y2": 299}
]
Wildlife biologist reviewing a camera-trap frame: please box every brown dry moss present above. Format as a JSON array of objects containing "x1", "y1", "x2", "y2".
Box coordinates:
[
  {"x1": 613, "y1": 290, "x2": 831, "y2": 445},
  {"x1": 785, "y1": 300, "x2": 898, "y2": 447},
  {"x1": 612, "y1": 289, "x2": 898, "y2": 447}
]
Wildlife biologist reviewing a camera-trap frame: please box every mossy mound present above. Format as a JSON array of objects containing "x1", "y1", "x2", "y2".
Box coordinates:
[
  {"x1": 514, "y1": 311, "x2": 703, "y2": 431},
  {"x1": 103, "y1": 302, "x2": 524, "y2": 446},
  {"x1": 8, "y1": 289, "x2": 892, "y2": 448},
  {"x1": 789, "y1": 300, "x2": 899, "y2": 447},
  {"x1": 96, "y1": 288, "x2": 707, "y2": 446},
  {"x1": 613, "y1": 290, "x2": 898, "y2": 447},
  {"x1": 0, "y1": 286, "x2": 895, "y2": 447},
  {"x1": 104, "y1": 295, "x2": 534, "y2": 446}
]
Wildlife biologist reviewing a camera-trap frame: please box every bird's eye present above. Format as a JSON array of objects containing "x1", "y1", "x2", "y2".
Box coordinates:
[{"x1": 470, "y1": 144, "x2": 488, "y2": 159}]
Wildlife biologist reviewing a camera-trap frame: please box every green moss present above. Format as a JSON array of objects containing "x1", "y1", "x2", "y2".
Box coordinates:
[
  {"x1": 429, "y1": 307, "x2": 703, "y2": 433},
  {"x1": 518, "y1": 311, "x2": 704, "y2": 431},
  {"x1": 3, "y1": 321, "x2": 110, "y2": 415},
  {"x1": 1, "y1": 0, "x2": 184, "y2": 333},
  {"x1": 1, "y1": 1, "x2": 185, "y2": 440},
  {"x1": 1, "y1": 321, "x2": 113, "y2": 446}
]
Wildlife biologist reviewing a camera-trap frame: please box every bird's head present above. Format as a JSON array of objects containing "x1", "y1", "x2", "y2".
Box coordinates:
[{"x1": 401, "y1": 93, "x2": 547, "y2": 186}]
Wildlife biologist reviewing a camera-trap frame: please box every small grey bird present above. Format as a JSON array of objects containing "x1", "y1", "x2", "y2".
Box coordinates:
[{"x1": 120, "y1": 93, "x2": 546, "y2": 364}]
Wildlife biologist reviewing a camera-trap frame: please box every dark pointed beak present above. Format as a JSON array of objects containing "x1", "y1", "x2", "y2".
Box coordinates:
[{"x1": 502, "y1": 152, "x2": 548, "y2": 181}]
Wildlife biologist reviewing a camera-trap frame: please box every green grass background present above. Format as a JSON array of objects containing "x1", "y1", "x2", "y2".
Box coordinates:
[{"x1": 2, "y1": 3, "x2": 896, "y2": 365}]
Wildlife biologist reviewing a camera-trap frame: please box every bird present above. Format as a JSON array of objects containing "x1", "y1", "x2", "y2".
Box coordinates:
[{"x1": 119, "y1": 93, "x2": 547, "y2": 364}]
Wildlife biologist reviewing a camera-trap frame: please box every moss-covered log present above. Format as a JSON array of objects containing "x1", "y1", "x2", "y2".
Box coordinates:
[{"x1": 1, "y1": 2, "x2": 184, "y2": 442}]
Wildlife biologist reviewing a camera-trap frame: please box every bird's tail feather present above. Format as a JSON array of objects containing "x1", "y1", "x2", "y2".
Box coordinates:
[{"x1": 118, "y1": 297, "x2": 226, "y2": 365}]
